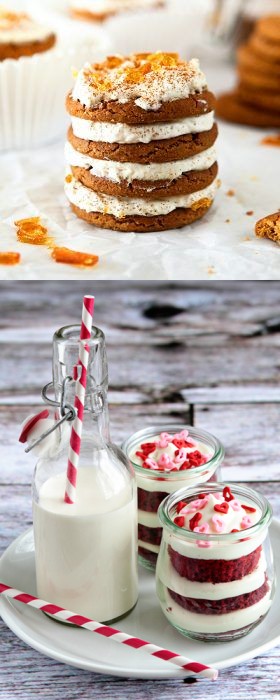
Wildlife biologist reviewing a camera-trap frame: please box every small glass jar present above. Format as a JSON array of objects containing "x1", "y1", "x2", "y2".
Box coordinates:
[
  {"x1": 122, "y1": 425, "x2": 224, "y2": 571},
  {"x1": 156, "y1": 483, "x2": 275, "y2": 643}
]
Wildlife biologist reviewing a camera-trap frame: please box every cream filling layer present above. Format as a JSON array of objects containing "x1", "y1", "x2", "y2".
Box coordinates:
[
  {"x1": 160, "y1": 586, "x2": 272, "y2": 633},
  {"x1": 65, "y1": 174, "x2": 217, "y2": 217},
  {"x1": 135, "y1": 466, "x2": 217, "y2": 494},
  {"x1": 65, "y1": 141, "x2": 216, "y2": 183},
  {"x1": 164, "y1": 529, "x2": 267, "y2": 561},
  {"x1": 71, "y1": 112, "x2": 215, "y2": 143},
  {"x1": 138, "y1": 539, "x2": 160, "y2": 553},
  {"x1": 138, "y1": 509, "x2": 161, "y2": 527},
  {"x1": 158, "y1": 551, "x2": 267, "y2": 600}
]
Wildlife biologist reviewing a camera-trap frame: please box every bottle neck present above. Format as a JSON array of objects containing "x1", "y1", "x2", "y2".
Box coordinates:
[{"x1": 52, "y1": 323, "x2": 110, "y2": 446}]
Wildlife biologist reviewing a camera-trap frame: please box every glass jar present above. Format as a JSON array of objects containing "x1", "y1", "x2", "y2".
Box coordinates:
[
  {"x1": 156, "y1": 483, "x2": 275, "y2": 642},
  {"x1": 122, "y1": 425, "x2": 224, "y2": 572},
  {"x1": 32, "y1": 324, "x2": 138, "y2": 624}
]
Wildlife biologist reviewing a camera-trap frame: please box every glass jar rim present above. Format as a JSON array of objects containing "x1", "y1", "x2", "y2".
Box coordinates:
[
  {"x1": 54, "y1": 324, "x2": 104, "y2": 345},
  {"x1": 158, "y1": 482, "x2": 273, "y2": 542},
  {"x1": 122, "y1": 424, "x2": 224, "y2": 479}
]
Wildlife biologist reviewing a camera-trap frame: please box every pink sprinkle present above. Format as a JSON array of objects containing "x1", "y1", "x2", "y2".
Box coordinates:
[
  {"x1": 144, "y1": 458, "x2": 158, "y2": 469},
  {"x1": 180, "y1": 506, "x2": 197, "y2": 515},
  {"x1": 231, "y1": 499, "x2": 242, "y2": 512},
  {"x1": 241, "y1": 516, "x2": 252, "y2": 529},
  {"x1": 213, "y1": 492, "x2": 223, "y2": 500},
  {"x1": 157, "y1": 432, "x2": 172, "y2": 448},
  {"x1": 158, "y1": 453, "x2": 174, "y2": 468},
  {"x1": 190, "y1": 498, "x2": 208, "y2": 509},
  {"x1": 173, "y1": 430, "x2": 189, "y2": 441},
  {"x1": 174, "y1": 448, "x2": 185, "y2": 464},
  {"x1": 212, "y1": 515, "x2": 225, "y2": 533},
  {"x1": 193, "y1": 523, "x2": 210, "y2": 534}
]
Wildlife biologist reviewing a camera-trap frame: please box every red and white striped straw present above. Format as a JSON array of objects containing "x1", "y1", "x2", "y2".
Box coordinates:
[
  {"x1": 0, "y1": 583, "x2": 218, "y2": 680},
  {"x1": 64, "y1": 295, "x2": 95, "y2": 504}
]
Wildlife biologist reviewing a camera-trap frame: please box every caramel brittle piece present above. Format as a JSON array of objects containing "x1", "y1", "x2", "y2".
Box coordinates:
[
  {"x1": 0, "y1": 252, "x2": 21, "y2": 265},
  {"x1": 52, "y1": 247, "x2": 99, "y2": 267},
  {"x1": 14, "y1": 216, "x2": 53, "y2": 246}
]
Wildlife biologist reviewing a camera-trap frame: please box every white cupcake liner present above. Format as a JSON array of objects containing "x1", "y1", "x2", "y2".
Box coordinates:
[{"x1": 0, "y1": 30, "x2": 110, "y2": 150}]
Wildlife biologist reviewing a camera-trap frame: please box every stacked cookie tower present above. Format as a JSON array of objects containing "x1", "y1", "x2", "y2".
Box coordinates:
[
  {"x1": 217, "y1": 15, "x2": 280, "y2": 128},
  {"x1": 65, "y1": 52, "x2": 218, "y2": 233},
  {"x1": 69, "y1": 0, "x2": 164, "y2": 22}
]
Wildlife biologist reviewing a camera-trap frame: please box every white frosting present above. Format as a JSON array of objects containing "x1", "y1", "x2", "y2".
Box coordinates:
[
  {"x1": 138, "y1": 509, "x2": 160, "y2": 527},
  {"x1": 176, "y1": 492, "x2": 261, "y2": 535},
  {"x1": 0, "y1": 13, "x2": 53, "y2": 44},
  {"x1": 160, "y1": 586, "x2": 272, "y2": 634},
  {"x1": 70, "y1": 0, "x2": 161, "y2": 14},
  {"x1": 165, "y1": 528, "x2": 267, "y2": 561},
  {"x1": 135, "y1": 467, "x2": 217, "y2": 493},
  {"x1": 71, "y1": 112, "x2": 215, "y2": 143},
  {"x1": 72, "y1": 57, "x2": 208, "y2": 110},
  {"x1": 138, "y1": 539, "x2": 160, "y2": 553},
  {"x1": 158, "y1": 550, "x2": 267, "y2": 600},
  {"x1": 65, "y1": 174, "x2": 217, "y2": 217},
  {"x1": 65, "y1": 141, "x2": 216, "y2": 184}
]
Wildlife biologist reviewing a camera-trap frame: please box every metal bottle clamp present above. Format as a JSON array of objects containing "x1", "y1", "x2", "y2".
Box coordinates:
[{"x1": 25, "y1": 376, "x2": 76, "y2": 453}]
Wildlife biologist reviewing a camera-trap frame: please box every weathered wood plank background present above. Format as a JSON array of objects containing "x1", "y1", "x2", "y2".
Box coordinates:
[{"x1": 0, "y1": 281, "x2": 279, "y2": 699}]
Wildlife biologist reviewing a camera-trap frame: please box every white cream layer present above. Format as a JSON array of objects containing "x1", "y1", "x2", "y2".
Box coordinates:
[
  {"x1": 136, "y1": 467, "x2": 217, "y2": 494},
  {"x1": 158, "y1": 551, "x2": 267, "y2": 600},
  {"x1": 164, "y1": 528, "x2": 267, "y2": 561},
  {"x1": 161, "y1": 586, "x2": 272, "y2": 634},
  {"x1": 0, "y1": 18, "x2": 53, "y2": 44},
  {"x1": 138, "y1": 509, "x2": 160, "y2": 527},
  {"x1": 71, "y1": 112, "x2": 215, "y2": 143},
  {"x1": 70, "y1": 0, "x2": 160, "y2": 13},
  {"x1": 65, "y1": 174, "x2": 217, "y2": 218},
  {"x1": 65, "y1": 141, "x2": 216, "y2": 183},
  {"x1": 72, "y1": 58, "x2": 208, "y2": 110},
  {"x1": 138, "y1": 539, "x2": 160, "y2": 553}
]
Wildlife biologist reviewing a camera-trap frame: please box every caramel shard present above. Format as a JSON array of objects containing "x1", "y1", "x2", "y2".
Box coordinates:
[
  {"x1": 52, "y1": 247, "x2": 99, "y2": 267},
  {"x1": 191, "y1": 197, "x2": 212, "y2": 212},
  {"x1": 255, "y1": 213, "x2": 280, "y2": 244},
  {"x1": 14, "y1": 216, "x2": 52, "y2": 246},
  {"x1": 0, "y1": 252, "x2": 21, "y2": 265},
  {"x1": 261, "y1": 134, "x2": 280, "y2": 147}
]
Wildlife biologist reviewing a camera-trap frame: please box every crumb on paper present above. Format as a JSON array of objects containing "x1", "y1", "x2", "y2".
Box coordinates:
[
  {"x1": 225, "y1": 219, "x2": 231, "y2": 223},
  {"x1": 261, "y1": 134, "x2": 280, "y2": 147},
  {"x1": 226, "y1": 189, "x2": 235, "y2": 197},
  {"x1": 207, "y1": 266, "x2": 216, "y2": 276},
  {"x1": 243, "y1": 235, "x2": 251, "y2": 242},
  {"x1": 250, "y1": 176, "x2": 259, "y2": 182},
  {"x1": 246, "y1": 211, "x2": 254, "y2": 216}
]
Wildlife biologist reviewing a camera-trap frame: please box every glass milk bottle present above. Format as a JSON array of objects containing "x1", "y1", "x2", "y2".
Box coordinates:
[{"x1": 32, "y1": 324, "x2": 138, "y2": 623}]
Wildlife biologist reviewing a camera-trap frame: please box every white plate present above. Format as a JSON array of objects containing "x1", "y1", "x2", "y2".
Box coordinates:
[{"x1": 0, "y1": 524, "x2": 280, "y2": 679}]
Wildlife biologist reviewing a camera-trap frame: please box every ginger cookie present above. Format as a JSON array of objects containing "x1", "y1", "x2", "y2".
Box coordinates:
[
  {"x1": 0, "y1": 9, "x2": 56, "y2": 61},
  {"x1": 255, "y1": 213, "x2": 280, "y2": 243},
  {"x1": 237, "y1": 45, "x2": 280, "y2": 77},
  {"x1": 69, "y1": 200, "x2": 213, "y2": 233},
  {"x1": 216, "y1": 91, "x2": 280, "y2": 128},
  {"x1": 67, "y1": 123, "x2": 218, "y2": 164},
  {"x1": 65, "y1": 52, "x2": 219, "y2": 232}
]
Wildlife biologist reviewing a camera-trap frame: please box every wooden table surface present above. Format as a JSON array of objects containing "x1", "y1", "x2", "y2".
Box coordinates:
[{"x1": 0, "y1": 281, "x2": 279, "y2": 699}]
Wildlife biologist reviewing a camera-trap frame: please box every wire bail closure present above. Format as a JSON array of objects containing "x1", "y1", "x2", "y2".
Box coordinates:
[{"x1": 25, "y1": 376, "x2": 76, "y2": 454}]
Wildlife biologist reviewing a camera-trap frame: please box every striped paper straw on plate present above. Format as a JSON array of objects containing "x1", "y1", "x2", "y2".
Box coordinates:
[
  {"x1": 65, "y1": 295, "x2": 95, "y2": 504},
  {"x1": 0, "y1": 583, "x2": 218, "y2": 681}
]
